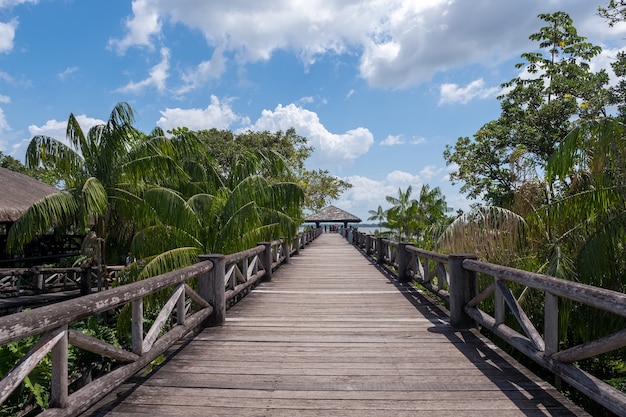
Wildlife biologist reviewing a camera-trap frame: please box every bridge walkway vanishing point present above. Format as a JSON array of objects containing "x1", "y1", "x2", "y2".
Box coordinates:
[{"x1": 83, "y1": 233, "x2": 588, "y2": 417}]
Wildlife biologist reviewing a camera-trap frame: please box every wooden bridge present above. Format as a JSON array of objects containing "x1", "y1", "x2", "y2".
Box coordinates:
[{"x1": 1, "y1": 231, "x2": 626, "y2": 416}]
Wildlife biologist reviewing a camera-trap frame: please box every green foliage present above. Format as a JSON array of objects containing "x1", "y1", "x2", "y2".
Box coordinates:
[
  {"x1": 186, "y1": 127, "x2": 351, "y2": 212},
  {"x1": 380, "y1": 184, "x2": 451, "y2": 248},
  {"x1": 444, "y1": 12, "x2": 608, "y2": 207},
  {"x1": 0, "y1": 336, "x2": 51, "y2": 415}
]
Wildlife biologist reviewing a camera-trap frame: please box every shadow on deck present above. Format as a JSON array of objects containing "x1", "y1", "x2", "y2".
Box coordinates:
[{"x1": 82, "y1": 233, "x2": 587, "y2": 417}]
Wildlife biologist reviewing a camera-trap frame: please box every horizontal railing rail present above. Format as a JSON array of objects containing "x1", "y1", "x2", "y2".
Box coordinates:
[
  {"x1": 0, "y1": 266, "x2": 125, "y2": 298},
  {"x1": 350, "y1": 230, "x2": 626, "y2": 416},
  {"x1": 0, "y1": 229, "x2": 321, "y2": 416}
]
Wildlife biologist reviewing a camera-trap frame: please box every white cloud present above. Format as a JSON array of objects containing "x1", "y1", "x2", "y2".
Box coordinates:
[
  {"x1": 0, "y1": 94, "x2": 9, "y2": 104},
  {"x1": 247, "y1": 103, "x2": 373, "y2": 164},
  {"x1": 58, "y1": 66, "x2": 78, "y2": 81},
  {"x1": 0, "y1": 0, "x2": 38, "y2": 8},
  {"x1": 178, "y1": 45, "x2": 227, "y2": 94},
  {"x1": 156, "y1": 95, "x2": 246, "y2": 132},
  {"x1": 333, "y1": 166, "x2": 451, "y2": 221},
  {"x1": 380, "y1": 134, "x2": 404, "y2": 146},
  {"x1": 108, "y1": 1, "x2": 618, "y2": 90},
  {"x1": 28, "y1": 116, "x2": 103, "y2": 144},
  {"x1": 439, "y1": 79, "x2": 501, "y2": 105},
  {"x1": 0, "y1": 19, "x2": 17, "y2": 53},
  {"x1": 117, "y1": 47, "x2": 170, "y2": 94},
  {"x1": 109, "y1": 0, "x2": 161, "y2": 54}
]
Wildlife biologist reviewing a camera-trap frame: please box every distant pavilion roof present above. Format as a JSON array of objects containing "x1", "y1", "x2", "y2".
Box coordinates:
[
  {"x1": 0, "y1": 167, "x2": 59, "y2": 223},
  {"x1": 304, "y1": 205, "x2": 361, "y2": 225}
]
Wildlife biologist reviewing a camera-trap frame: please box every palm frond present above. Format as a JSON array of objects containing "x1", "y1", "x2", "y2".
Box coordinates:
[
  {"x1": 136, "y1": 247, "x2": 200, "y2": 281},
  {"x1": 26, "y1": 135, "x2": 84, "y2": 184},
  {"x1": 438, "y1": 206, "x2": 526, "y2": 264},
  {"x1": 131, "y1": 225, "x2": 202, "y2": 258},
  {"x1": 6, "y1": 190, "x2": 80, "y2": 253},
  {"x1": 144, "y1": 187, "x2": 200, "y2": 233},
  {"x1": 81, "y1": 177, "x2": 108, "y2": 219}
]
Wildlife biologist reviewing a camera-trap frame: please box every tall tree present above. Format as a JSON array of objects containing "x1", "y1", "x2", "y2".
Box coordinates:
[
  {"x1": 444, "y1": 12, "x2": 608, "y2": 207},
  {"x1": 189, "y1": 127, "x2": 351, "y2": 212}
]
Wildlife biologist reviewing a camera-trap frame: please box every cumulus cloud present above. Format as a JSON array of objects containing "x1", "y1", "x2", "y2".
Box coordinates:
[
  {"x1": 117, "y1": 47, "x2": 170, "y2": 94},
  {"x1": 58, "y1": 66, "x2": 78, "y2": 81},
  {"x1": 380, "y1": 134, "x2": 404, "y2": 146},
  {"x1": 0, "y1": 19, "x2": 17, "y2": 53},
  {"x1": 247, "y1": 103, "x2": 373, "y2": 163},
  {"x1": 178, "y1": 45, "x2": 227, "y2": 94},
  {"x1": 110, "y1": 0, "x2": 591, "y2": 90},
  {"x1": 0, "y1": 94, "x2": 9, "y2": 104},
  {"x1": 109, "y1": 0, "x2": 161, "y2": 54},
  {"x1": 333, "y1": 166, "x2": 452, "y2": 221},
  {"x1": 439, "y1": 79, "x2": 501, "y2": 105},
  {"x1": 28, "y1": 115, "x2": 103, "y2": 144},
  {"x1": 156, "y1": 95, "x2": 247, "y2": 132}
]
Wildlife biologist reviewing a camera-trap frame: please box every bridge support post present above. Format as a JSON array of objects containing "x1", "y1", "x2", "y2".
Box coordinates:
[
  {"x1": 198, "y1": 254, "x2": 226, "y2": 327},
  {"x1": 259, "y1": 242, "x2": 273, "y2": 281},
  {"x1": 294, "y1": 234, "x2": 301, "y2": 256},
  {"x1": 449, "y1": 254, "x2": 478, "y2": 328},
  {"x1": 80, "y1": 266, "x2": 91, "y2": 295},
  {"x1": 397, "y1": 243, "x2": 410, "y2": 282},
  {"x1": 376, "y1": 237, "x2": 384, "y2": 265},
  {"x1": 50, "y1": 326, "x2": 68, "y2": 409},
  {"x1": 282, "y1": 238, "x2": 291, "y2": 264}
]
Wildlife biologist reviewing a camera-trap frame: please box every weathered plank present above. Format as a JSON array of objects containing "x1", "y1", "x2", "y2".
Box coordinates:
[{"x1": 82, "y1": 233, "x2": 588, "y2": 417}]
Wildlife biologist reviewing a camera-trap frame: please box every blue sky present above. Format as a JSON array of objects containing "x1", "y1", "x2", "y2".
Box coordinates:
[{"x1": 1, "y1": 0, "x2": 625, "y2": 221}]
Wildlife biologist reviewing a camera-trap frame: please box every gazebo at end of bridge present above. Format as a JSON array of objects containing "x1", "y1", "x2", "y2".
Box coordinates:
[{"x1": 304, "y1": 205, "x2": 361, "y2": 229}]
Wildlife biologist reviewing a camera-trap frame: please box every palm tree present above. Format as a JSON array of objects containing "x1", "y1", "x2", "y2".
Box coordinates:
[
  {"x1": 127, "y1": 150, "x2": 304, "y2": 280},
  {"x1": 386, "y1": 186, "x2": 415, "y2": 240},
  {"x1": 367, "y1": 205, "x2": 386, "y2": 234},
  {"x1": 7, "y1": 103, "x2": 193, "y2": 272}
]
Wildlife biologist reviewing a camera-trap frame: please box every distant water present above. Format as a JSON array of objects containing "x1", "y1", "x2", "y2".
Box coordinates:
[{"x1": 301, "y1": 225, "x2": 388, "y2": 235}]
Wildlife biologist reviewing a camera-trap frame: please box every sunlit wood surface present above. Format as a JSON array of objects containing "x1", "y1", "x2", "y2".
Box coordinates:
[{"x1": 83, "y1": 233, "x2": 587, "y2": 416}]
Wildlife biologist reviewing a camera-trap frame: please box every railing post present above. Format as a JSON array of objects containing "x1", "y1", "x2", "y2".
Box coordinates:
[
  {"x1": 80, "y1": 266, "x2": 91, "y2": 295},
  {"x1": 282, "y1": 238, "x2": 291, "y2": 264},
  {"x1": 294, "y1": 234, "x2": 301, "y2": 256},
  {"x1": 50, "y1": 326, "x2": 68, "y2": 408},
  {"x1": 398, "y1": 243, "x2": 410, "y2": 282},
  {"x1": 376, "y1": 237, "x2": 384, "y2": 265},
  {"x1": 449, "y1": 254, "x2": 477, "y2": 328},
  {"x1": 33, "y1": 266, "x2": 44, "y2": 291},
  {"x1": 366, "y1": 235, "x2": 372, "y2": 255},
  {"x1": 131, "y1": 299, "x2": 143, "y2": 355},
  {"x1": 259, "y1": 242, "x2": 273, "y2": 281},
  {"x1": 198, "y1": 254, "x2": 226, "y2": 327}
]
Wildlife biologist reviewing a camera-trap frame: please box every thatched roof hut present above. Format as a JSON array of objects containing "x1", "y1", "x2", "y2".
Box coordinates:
[
  {"x1": 304, "y1": 205, "x2": 361, "y2": 228},
  {"x1": 0, "y1": 167, "x2": 58, "y2": 223}
]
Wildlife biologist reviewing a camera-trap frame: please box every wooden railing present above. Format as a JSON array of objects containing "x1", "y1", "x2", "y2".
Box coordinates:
[
  {"x1": 0, "y1": 228, "x2": 321, "y2": 416},
  {"x1": 0, "y1": 266, "x2": 125, "y2": 298},
  {"x1": 350, "y1": 230, "x2": 626, "y2": 417}
]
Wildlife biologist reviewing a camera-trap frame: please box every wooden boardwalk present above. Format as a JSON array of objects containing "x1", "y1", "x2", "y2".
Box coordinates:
[{"x1": 83, "y1": 233, "x2": 587, "y2": 417}]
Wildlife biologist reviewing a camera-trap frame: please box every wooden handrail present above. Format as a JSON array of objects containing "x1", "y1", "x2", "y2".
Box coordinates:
[
  {"x1": 0, "y1": 231, "x2": 320, "y2": 416},
  {"x1": 351, "y1": 230, "x2": 626, "y2": 416}
]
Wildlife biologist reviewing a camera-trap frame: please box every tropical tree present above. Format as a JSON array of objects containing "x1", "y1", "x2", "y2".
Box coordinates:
[
  {"x1": 127, "y1": 150, "x2": 304, "y2": 280},
  {"x1": 444, "y1": 12, "x2": 608, "y2": 207},
  {"x1": 186, "y1": 127, "x2": 352, "y2": 212},
  {"x1": 384, "y1": 185, "x2": 451, "y2": 245},
  {"x1": 367, "y1": 205, "x2": 386, "y2": 234},
  {"x1": 385, "y1": 186, "x2": 415, "y2": 240},
  {"x1": 6, "y1": 103, "x2": 194, "y2": 269}
]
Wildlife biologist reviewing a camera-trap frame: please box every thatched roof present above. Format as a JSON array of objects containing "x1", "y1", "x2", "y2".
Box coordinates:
[
  {"x1": 304, "y1": 205, "x2": 361, "y2": 223},
  {"x1": 0, "y1": 167, "x2": 59, "y2": 223}
]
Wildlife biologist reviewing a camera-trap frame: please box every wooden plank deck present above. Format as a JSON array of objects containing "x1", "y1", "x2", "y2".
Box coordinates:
[{"x1": 83, "y1": 233, "x2": 588, "y2": 417}]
